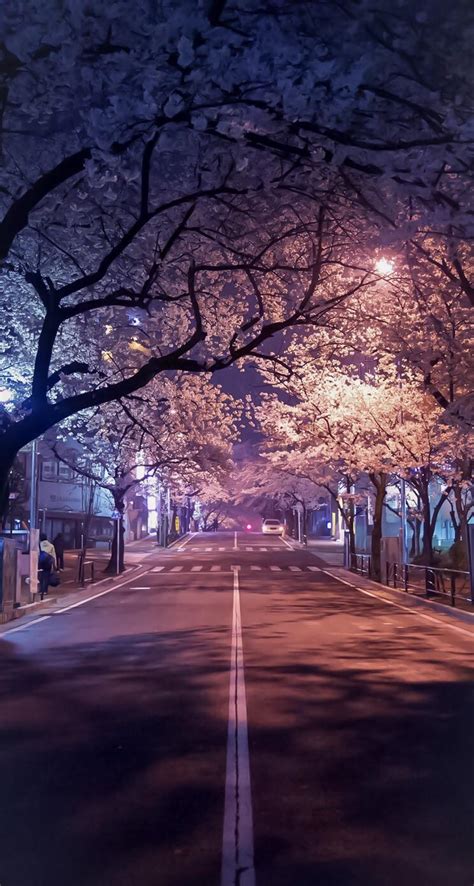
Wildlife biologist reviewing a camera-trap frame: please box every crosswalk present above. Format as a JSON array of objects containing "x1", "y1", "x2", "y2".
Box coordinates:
[
  {"x1": 151, "y1": 564, "x2": 321, "y2": 574},
  {"x1": 180, "y1": 546, "x2": 279, "y2": 553}
]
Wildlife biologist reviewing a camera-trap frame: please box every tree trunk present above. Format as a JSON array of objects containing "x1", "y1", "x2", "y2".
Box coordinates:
[
  {"x1": 419, "y1": 485, "x2": 434, "y2": 563},
  {"x1": 104, "y1": 494, "x2": 126, "y2": 574},
  {"x1": 449, "y1": 506, "x2": 461, "y2": 543},
  {"x1": 408, "y1": 518, "x2": 420, "y2": 558},
  {"x1": 453, "y1": 482, "x2": 468, "y2": 543},
  {"x1": 369, "y1": 472, "x2": 387, "y2": 582},
  {"x1": 105, "y1": 519, "x2": 125, "y2": 574}
]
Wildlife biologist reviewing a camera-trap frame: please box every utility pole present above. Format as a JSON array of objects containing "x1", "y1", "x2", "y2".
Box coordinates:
[
  {"x1": 29, "y1": 439, "x2": 38, "y2": 530},
  {"x1": 400, "y1": 477, "x2": 408, "y2": 565},
  {"x1": 157, "y1": 484, "x2": 162, "y2": 545}
]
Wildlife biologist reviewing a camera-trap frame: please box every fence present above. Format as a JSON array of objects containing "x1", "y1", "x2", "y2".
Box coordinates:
[
  {"x1": 76, "y1": 552, "x2": 96, "y2": 586},
  {"x1": 350, "y1": 555, "x2": 471, "y2": 609},
  {"x1": 350, "y1": 553, "x2": 372, "y2": 577},
  {"x1": 386, "y1": 562, "x2": 471, "y2": 609}
]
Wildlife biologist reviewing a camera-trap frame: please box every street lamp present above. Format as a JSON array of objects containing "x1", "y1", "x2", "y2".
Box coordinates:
[
  {"x1": 0, "y1": 387, "x2": 13, "y2": 404},
  {"x1": 375, "y1": 257, "x2": 394, "y2": 276}
]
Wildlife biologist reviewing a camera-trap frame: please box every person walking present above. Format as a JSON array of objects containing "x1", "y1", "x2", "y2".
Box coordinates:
[
  {"x1": 40, "y1": 532, "x2": 57, "y2": 569},
  {"x1": 53, "y1": 532, "x2": 65, "y2": 570},
  {"x1": 38, "y1": 533, "x2": 59, "y2": 597}
]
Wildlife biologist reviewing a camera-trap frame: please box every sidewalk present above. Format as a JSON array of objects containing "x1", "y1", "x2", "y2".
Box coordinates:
[
  {"x1": 304, "y1": 537, "x2": 344, "y2": 566},
  {"x1": 59, "y1": 534, "x2": 159, "y2": 592},
  {"x1": 8, "y1": 535, "x2": 159, "y2": 625}
]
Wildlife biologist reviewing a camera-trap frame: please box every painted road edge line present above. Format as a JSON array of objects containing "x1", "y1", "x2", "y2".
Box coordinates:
[
  {"x1": 221, "y1": 567, "x2": 255, "y2": 886},
  {"x1": 319, "y1": 568, "x2": 474, "y2": 638},
  {"x1": 234, "y1": 530, "x2": 238, "y2": 550},
  {"x1": 2, "y1": 568, "x2": 154, "y2": 634}
]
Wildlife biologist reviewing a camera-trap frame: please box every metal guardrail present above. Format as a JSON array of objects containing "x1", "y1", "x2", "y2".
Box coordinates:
[
  {"x1": 385, "y1": 562, "x2": 471, "y2": 608},
  {"x1": 350, "y1": 556, "x2": 471, "y2": 609},
  {"x1": 76, "y1": 553, "x2": 96, "y2": 586},
  {"x1": 350, "y1": 553, "x2": 372, "y2": 578}
]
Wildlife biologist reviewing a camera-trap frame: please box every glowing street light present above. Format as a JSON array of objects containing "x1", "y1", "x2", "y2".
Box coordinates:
[
  {"x1": 375, "y1": 257, "x2": 394, "y2": 276},
  {"x1": 0, "y1": 386, "x2": 13, "y2": 404}
]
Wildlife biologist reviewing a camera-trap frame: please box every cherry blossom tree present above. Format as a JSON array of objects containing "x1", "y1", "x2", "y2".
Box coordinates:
[
  {"x1": 1, "y1": 0, "x2": 471, "y2": 509},
  {"x1": 49, "y1": 375, "x2": 239, "y2": 570},
  {"x1": 235, "y1": 453, "x2": 325, "y2": 541},
  {"x1": 252, "y1": 358, "x2": 471, "y2": 574}
]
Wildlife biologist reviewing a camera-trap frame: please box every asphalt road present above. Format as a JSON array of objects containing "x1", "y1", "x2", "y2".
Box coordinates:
[{"x1": 0, "y1": 531, "x2": 472, "y2": 886}]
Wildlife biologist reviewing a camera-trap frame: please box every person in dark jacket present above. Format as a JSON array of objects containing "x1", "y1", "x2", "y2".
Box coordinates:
[
  {"x1": 38, "y1": 545, "x2": 53, "y2": 598},
  {"x1": 53, "y1": 532, "x2": 65, "y2": 570}
]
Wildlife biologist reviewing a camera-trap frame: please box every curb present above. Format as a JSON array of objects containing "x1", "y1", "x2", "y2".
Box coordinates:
[
  {"x1": 322, "y1": 566, "x2": 474, "y2": 628},
  {"x1": 285, "y1": 539, "x2": 474, "y2": 628},
  {"x1": 11, "y1": 596, "x2": 58, "y2": 618}
]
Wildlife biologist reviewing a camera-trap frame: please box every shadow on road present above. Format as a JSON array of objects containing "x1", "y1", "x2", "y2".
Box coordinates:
[
  {"x1": 0, "y1": 628, "x2": 228, "y2": 886},
  {"x1": 241, "y1": 578, "x2": 474, "y2": 886}
]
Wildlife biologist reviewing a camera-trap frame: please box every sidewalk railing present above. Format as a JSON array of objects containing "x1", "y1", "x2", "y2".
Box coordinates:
[
  {"x1": 76, "y1": 552, "x2": 96, "y2": 586},
  {"x1": 350, "y1": 553, "x2": 372, "y2": 578},
  {"x1": 385, "y1": 562, "x2": 471, "y2": 609},
  {"x1": 350, "y1": 555, "x2": 472, "y2": 610}
]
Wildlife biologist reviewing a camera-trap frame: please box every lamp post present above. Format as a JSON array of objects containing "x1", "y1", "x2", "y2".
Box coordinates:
[
  {"x1": 111, "y1": 508, "x2": 122, "y2": 575},
  {"x1": 29, "y1": 439, "x2": 38, "y2": 530}
]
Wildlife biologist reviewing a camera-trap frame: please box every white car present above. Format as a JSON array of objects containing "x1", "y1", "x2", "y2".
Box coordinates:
[{"x1": 262, "y1": 518, "x2": 284, "y2": 536}]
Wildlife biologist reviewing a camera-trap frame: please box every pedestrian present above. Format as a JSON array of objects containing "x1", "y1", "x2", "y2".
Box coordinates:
[
  {"x1": 40, "y1": 532, "x2": 57, "y2": 569},
  {"x1": 53, "y1": 532, "x2": 65, "y2": 570},
  {"x1": 38, "y1": 536, "x2": 53, "y2": 598}
]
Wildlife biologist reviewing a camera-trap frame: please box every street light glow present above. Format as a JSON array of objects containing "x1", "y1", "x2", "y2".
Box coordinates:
[
  {"x1": 375, "y1": 257, "x2": 394, "y2": 276},
  {"x1": 0, "y1": 387, "x2": 13, "y2": 403}
]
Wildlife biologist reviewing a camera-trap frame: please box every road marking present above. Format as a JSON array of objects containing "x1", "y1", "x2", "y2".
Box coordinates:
[
  {"x1": 245, "y1": 546, "x2": 252, "y2": 551},
  {"x1": 205, "y1": 547, "x2": 213, "y2": 552},
  {"x1": 259, "y1": 547, "x2": 268, "y2": 552},
  {"x1": 279, "y1": 536, "x2": 295, "y2": 550},
  {"x1": 1, "y1": 566, "x2": 164, "y2": 635},
  {"x1": 10, "y1": 571, "x2": 155, "y2": 629},
  {"x1": 211, "y1": 565, "x2": 221, "y2": 572},
  {"x1": 129, "y1": 586, "x2": 151, "y2": 590},
  {"x1": 319, "y1": 569, "x2": 474, "y2": 637},
  {"x1": 308, "y1": 566, "x2": 321, "y2": 572},
  {"x1": 152, "y1": 566, "x2": 165, "y2": 572},
  {"x1": 250, "y1": 565, "x2": 261, "y2": 571},
  {"x1": 289, "y1": 566, "x2": 302, "y2": 572},
  {"x1": 4, "y1": 615, "x2": 53, "y2": 634},
  {"x1": 191, "y1": 565, "x2": 203, "y2": 572},
  {"x1": 222, "y1": 568, "x2": 255, "y2": 886},
  {"x1": 270, "y1": 565, "x2": 282, "y2": 571},
  {"x1": 219, "y1": 547, "x2": 226, "y2": 552},
  {"x1": 234, "y1": 531, "x2": 238, "y2": 550},
  {"x1": 170, "y1": 566, "x2": 183, "y2": 572},
  {"x1": 174, "y1": 532, "x2": 197, "y2": 551}
]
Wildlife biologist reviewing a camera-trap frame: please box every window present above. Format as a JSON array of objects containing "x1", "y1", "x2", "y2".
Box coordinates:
[
  {"x1": 41, "y1": 458, "x2": 76, "y2": 482},
  {"x1": 41, "y1": 458, "x2": 57, "y2": 481},
  {"x1": 58, "y1": 461, "x2": 74, "y2": 481}
]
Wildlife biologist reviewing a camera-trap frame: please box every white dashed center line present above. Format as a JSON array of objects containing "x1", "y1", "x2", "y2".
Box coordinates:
[{"x1": 221, "y1": 567, "x2": 255, "y2": 886}]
